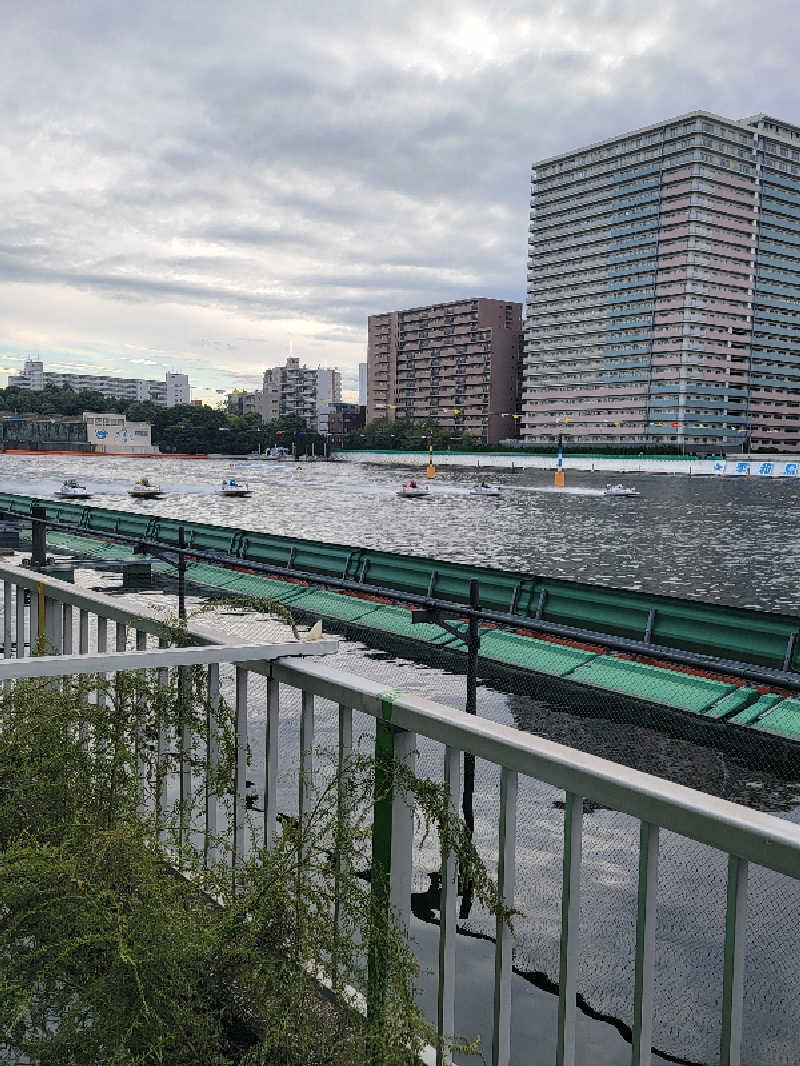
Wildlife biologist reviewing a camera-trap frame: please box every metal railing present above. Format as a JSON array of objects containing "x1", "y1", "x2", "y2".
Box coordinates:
[
  {"x1": 1, "y1": 563, "x2": 799, "y2": 1066},
  {"x1": 12, "y1": 503, "x2": 800, "y2": 691}
]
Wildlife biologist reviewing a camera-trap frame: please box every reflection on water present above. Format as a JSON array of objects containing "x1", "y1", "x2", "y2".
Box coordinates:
[
  {"x1": 12, "y1": 457, "x2": 800, "y2": 1065},
  {"x1": 5, "y1": 452, "x2": 800, "y2": 611}
]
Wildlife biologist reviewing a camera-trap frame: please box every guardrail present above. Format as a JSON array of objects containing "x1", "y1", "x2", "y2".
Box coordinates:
[
  {"x1": 1, "y1": 564, "x2": 798, "y2": 1065},
  {"x1": 2, "y1": 492, "x2": 800, "y2": 672}
]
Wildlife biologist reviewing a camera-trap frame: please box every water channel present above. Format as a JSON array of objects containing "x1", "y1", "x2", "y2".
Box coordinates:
[{"x1": 6, "y1": 453, "x2": 800, "y2": 1065}]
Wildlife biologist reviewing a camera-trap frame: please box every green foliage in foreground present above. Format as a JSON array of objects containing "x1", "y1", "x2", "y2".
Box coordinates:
[{"x1": 0, "y1": 640, "x2": 508, "y2": 1064}]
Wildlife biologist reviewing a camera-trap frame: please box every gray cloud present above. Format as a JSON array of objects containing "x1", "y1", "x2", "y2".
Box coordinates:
[{"x1": 1, "y1": 0, "x2": 799, "y2": 388}]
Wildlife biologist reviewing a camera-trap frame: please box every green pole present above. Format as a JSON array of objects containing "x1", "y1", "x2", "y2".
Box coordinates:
[{"x1": 367, "y1": 695, "x2": 398, "y2": 1065}]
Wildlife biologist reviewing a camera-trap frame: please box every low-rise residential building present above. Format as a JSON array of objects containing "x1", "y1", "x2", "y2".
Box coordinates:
[
  {"x1": 367, "y1": 298, "x2": 523, "y2": 444},
  {"x1": 7, "y1": 359, "x2": 190, "y2": 407}
]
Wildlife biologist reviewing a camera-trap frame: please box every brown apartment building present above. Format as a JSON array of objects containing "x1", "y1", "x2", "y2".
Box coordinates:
[{"x1": 366, "y1": 298, "x2": 523, "y2": 444}]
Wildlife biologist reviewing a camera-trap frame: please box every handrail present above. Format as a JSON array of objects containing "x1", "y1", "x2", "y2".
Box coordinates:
[
  {"x1": 0, "y1": 557, "x2": 169, "y2": 635},
  {"x1": 9, "y1": 519, "x2": 800, "y2": 690},
  {"x1": 272, "y1": 657, "x2": 800, "y2": 881},
  {"x1": 1, "y1": 563, "x2": 797, "y2": 1063},
  {"x1": 0, "y1": 639, "x2": 339, "y2": 680}
]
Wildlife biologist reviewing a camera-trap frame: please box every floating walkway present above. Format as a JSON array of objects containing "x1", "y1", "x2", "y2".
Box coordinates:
[{"x1": 16, "y1": 519, "x2": 800, "y2": 748}]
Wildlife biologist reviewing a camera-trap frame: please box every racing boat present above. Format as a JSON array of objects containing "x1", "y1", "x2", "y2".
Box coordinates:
[
  {"x1": 397, "y1": 481, "x2": 429, "y2": 498},
  {"x1": 470, "y1": 484, "x2": 500, "y2": 496},
  {"x1": 55, "y1": 478, "x2": 91, "y2": 499},
  {"x1": 604, "y1": 483, "x2": 640, "y2": 497},
  {"x1": 129, "y1": 477, "x2": 164, "y2": 499},
  {"x1": 220, "y1": 478, "x2": 252, "y2": 498}
]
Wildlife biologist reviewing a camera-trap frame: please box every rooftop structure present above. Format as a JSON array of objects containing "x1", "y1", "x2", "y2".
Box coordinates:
[
  {"x1": 367, "y1": 298, "x2": 522, "y2": 444},
  {"x1": 524, "y1": 111, "x2": 800, "y2": 452}
]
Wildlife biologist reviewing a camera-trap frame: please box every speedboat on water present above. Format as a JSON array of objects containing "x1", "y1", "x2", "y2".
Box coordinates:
[
  {"x1": 220, "y1": 478, "x2": 252, "y2": 498},
  {"x1": 55, "y1": 478, "x2": 91, "y2": 499},
  {"x1": 129, "y1": 477, "x2": 164, "y2": 499},
  {"x1": 397, "y1": 480, "x2": 429, "y2": 498},
  {"x1": 604, "y1": 483, "x2": 640, "y2": 497},
  {"x1": 470, "y1": 483, "x2": 500, "y2": 496}
]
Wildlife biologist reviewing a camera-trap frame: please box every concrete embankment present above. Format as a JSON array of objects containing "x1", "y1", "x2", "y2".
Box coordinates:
[{"x1": 336, "y1": 450, "x2": 800, "y2": 478}]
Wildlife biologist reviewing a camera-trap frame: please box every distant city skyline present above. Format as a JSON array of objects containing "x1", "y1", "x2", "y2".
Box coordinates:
[{"x1": 2, "y1": 1, "x2": 798, "y2": 401}]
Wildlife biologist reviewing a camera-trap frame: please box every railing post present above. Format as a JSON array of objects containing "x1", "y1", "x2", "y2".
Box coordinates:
[
  {"x1": 367, "y1": 702, "x2": 397, "y2": 1062},
  {"x1": 44, "y1": 596, "x2": 62, "y2": 654},
  {"x1": 299, "y1": 690, "x2": 314, "y2": 860},
  {"x1": 96, "y1": 616, "x2": 108, "y2": 707},
  {"x1": 437, "y1": 745, "x2": 461, "y2": 1065},
  {"x1": 390, "y1": 727, "x2": 416, "y2": 937},
  {"x1": 233, "y1": 666, "x2": 248, "y2": 873},
  {"x1": 15, "y1": 584, "x2": 25, "y2": 658},
  {"x1": 62, "y1": 604, "x2": 73, "y2": 655},
  {"x1": 264, "y1": 675, "x2": 279, "y2": 853},
  {"x1": 632, "y1": 822, "x2": 659, "y2": 1066},
  {"x1": 720, "y1": 855, "x2": 749, "y2": 1066},
  {"x1": 156, "y1": 637, "x2": 169, "y2": 842},
  {"x1": 135, "y1": 629, "x2": 147, "y2": 815},
  {"x1": 78, "y1": 608, "x2": 90, "y2": 741},
  {"x1": 206, "y1": 661, "x2": 220, "y2": 864},
  {"x1": 557, "y1": 792, "x2": 584, "y2": 1066},
  {"x1": 3, "y1": 581, "x2": 11, "y2": 690},
  {"x1": 3, "y1": 581, "x2": 11, "y2": 661},
  {"x1": 332, "y1": 702, "x2": 353, "y2": 986},
  {"x1": 79, "y1": 609, "x2": 89, "y2": 655},
  {"x1": 30, "y1": 581, "x2": 43, "y2": 655},
  {"x1": 492, "y1": 767, "x2": 517, "y2": 1066}
]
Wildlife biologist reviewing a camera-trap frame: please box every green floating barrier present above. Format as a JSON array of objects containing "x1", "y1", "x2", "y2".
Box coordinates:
[
  {"x1": 728, "y1": 693, "x2": 785, "y2": 727},
  {"x1": 567, "y1": 657, "x2": 736, "y2": 713},
  {"x1": 752, "y1": 698, "x2": 800, "y2": 739},
  {"x1": 476, "y1": 629, "x2": 598, "y2": 678},
  {"x1": 290, "y1": 588, "x2": 379, "y2": 622},
  {"x1": 702, "y1": 687, "x2": 759, "y2": 719},
  {"x1": 355, "y1": 604, "x2": 464, "y2": 646},
  {"x1": 4, "y1": 490, "x2": 800, "y2": 675}
]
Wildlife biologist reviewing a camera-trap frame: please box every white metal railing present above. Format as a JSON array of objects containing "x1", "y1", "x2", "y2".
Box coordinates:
[{"x1": 1, "y1": 562, "x2": 799, "y2": 1065}]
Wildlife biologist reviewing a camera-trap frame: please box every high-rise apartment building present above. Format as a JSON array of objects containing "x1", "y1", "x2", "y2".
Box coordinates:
[
  {"x1": 8, "y1": 359, "x2": 190, "y2": 407},
  {"x1": 262, "y1": 357, "x2": 342, "y2": 432},
  {"x1": 358, "y1": 362, "x2": 368, "y2": 407},
  {"x1": 367, "y1": 298, "x2": 522, "y2": 444},
  {"x1": 524, "y1": 111, "x2": 800, "y2": 452}
]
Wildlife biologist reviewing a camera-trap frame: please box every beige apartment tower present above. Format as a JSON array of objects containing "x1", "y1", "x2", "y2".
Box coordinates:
[{"x1": 367, "y1": 298, "x2": 522, "y2": 444}]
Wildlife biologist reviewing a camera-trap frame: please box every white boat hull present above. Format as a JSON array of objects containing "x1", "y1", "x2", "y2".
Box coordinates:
[{"x1": 397, "y1": 489, "x2": 429, "y2": 498}]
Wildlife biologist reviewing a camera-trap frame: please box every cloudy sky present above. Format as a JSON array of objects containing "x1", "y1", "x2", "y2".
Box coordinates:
[{"x1": 1, "y1": 1, "x2": 797, "y2": 402}]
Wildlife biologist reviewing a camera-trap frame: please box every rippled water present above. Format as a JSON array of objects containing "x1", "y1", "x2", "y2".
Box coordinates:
[
  {"x1": 9, "y1": 454, "x2": 800, "y2": 1064},
  {"x1": 6, "y1": 452, "x2": 800, "y2": 612}
]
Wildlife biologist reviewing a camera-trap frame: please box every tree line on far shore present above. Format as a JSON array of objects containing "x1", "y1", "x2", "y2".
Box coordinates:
[{"x1": 0, "y1": 385, "x2": 326, "y2": 455}]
